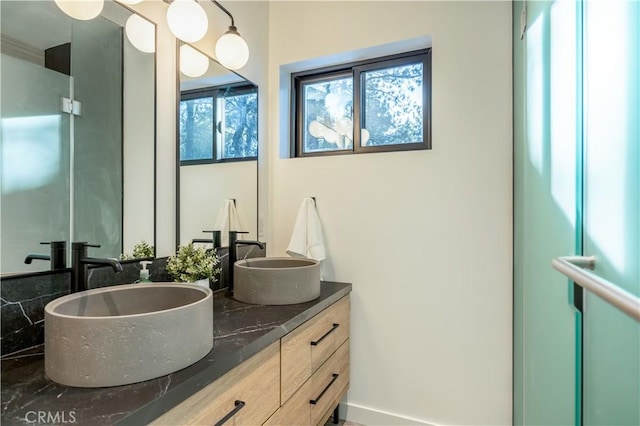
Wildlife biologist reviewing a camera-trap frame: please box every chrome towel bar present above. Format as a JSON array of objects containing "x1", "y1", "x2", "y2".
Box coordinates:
[{"x1": 552, "y1": 256, "x2": 640, "y2": 322}]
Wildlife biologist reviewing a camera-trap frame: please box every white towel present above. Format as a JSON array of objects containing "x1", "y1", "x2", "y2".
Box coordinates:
[
  {"x1": 286, "y1": 198, "x2": 326, "y2": 262},
  {"x1": 213, "y1": 199, "x2": 244, "y2": 246}
]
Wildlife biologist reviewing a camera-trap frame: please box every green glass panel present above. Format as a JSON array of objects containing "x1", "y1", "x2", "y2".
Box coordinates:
[
  {"x1": 582, "y1": 1, "x2": 640, "y2": 424},
  {"x1": 514, "y1": 1, "x2": 579, "y2": 424}
]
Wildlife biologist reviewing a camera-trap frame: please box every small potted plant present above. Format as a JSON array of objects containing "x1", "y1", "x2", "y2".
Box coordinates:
[
  {"x1": 166, "y1": 243, "x2": 221, "y2": 287},
  {"x1": 120, "y1": 241, "x2": 155, "y2": 260}
]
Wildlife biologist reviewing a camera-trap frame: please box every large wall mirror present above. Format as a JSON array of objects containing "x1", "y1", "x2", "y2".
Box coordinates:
[
  {"x1": 177, "y1": 42, "x2": 258, "y2": 249},
  {"x1": 0, "y1": 1, "x2": 156, "y2": 275}
]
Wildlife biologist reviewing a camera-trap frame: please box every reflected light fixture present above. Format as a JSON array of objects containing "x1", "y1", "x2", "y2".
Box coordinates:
[
  {"x1": 166, "y1": 0, "x2": 208, "y2": 43},
  {"x1": 54, "y1": 0, "x2": 104, "y2": 20},
  {"x1": 180, "y1": 44, "x2": 209, "y2": 78},
  {"x1": 125, "y1": 14, "x2": 155, "y2": 53}
]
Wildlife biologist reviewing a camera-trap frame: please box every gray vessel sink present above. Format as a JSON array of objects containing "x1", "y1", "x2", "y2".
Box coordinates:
[
  {"x1": 234, "y1": 257, "x2": 320, "y2": 305},
  {"x1": 45, "y1": 283, "x2": 213, "y2": 388}
]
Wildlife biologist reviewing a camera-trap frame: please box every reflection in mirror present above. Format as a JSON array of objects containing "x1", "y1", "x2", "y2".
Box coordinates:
[
  {"x1": 0, "y1": 1, "x2": 156, "y2": 275},
  {"x1": 177, "y1": 42, "x2": 258, "y2": 250}
]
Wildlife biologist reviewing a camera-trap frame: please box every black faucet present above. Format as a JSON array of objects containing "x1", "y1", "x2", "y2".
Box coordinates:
[
  {"x1": 71, "y1": 242, "x2": 123, "y2": 293},
  {"x1": 192, "y1": 230, "x2": 222, "y2": 249},
  {"x1": 228, "y1": 231, "x2": 264, "y2": 292},
  {"x1": 24, "y1": 241, "x2": 67, "y2": 270}
]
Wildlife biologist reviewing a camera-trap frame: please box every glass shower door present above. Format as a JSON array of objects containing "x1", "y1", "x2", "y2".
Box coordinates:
[
  {"x1": 0, "y1": 53, "x2": 72, "y2": 273},
  {"x1": 582, "y1": 1, "x2": 640, "y2": 424},
  {"x1": 513, "y1": 1, "x2": 580, "y2": 424}
]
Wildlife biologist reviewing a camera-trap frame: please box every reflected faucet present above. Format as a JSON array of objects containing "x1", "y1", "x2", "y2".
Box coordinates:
[
  {"x1": 24, "y1": 241, "x2": 67, "y2": 270},
  {"x1": 192, "y1": 230, "x2": 222, "y2": 249},
  {"x1": 228, "y1": 231, "x2": 265, "y2": 292},
  {"x1": 71, "y1": 242, "x2": 123, "y2": 293}
]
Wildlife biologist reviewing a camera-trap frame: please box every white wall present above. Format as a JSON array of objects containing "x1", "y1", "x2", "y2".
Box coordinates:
[
  {"x1": 122, "y1": 36, "x2": 155, "y2": 254},
  {"x1": 267, "y1": 2, "x2": 512, "y2": 425},
  {"x1": 125, "y1": 1, "x2": 177, "y2": 257},
  {"x1": 179, "y1": 161, "x2": 257, "y2": 246}
]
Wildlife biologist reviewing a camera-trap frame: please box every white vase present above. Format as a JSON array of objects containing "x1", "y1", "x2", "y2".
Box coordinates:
[{"x1": 193, "y1": 278, "x2": 210, "y2": 289}]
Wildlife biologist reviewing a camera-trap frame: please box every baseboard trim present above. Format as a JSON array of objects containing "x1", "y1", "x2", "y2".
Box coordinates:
[{"x1": 341, "y1": 402, "x2": 438, "y2": 426}]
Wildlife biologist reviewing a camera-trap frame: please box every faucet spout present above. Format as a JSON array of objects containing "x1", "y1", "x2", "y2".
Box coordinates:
[
  {"x1": 71, "y1": 242, "x2": 123, "y2": 294},
  {"x1": 236, "y1": 240, "x2": 265, "y2": 250},
  {"x1": 81, "y1": 257, "x2": 123, "y2": 272},
  {"x1": 24, "y1": 241, "x2": 68, "y2": 270},
  {"x1": 24, "y1": 253, "x2": 50, "y2": 264}
]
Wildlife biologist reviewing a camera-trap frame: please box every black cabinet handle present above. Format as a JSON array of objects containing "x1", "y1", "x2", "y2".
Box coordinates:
[
  {"x1": 214, "y1": 400, "x2": 245, "y2": 426},
  {"x1": 310, "y1": 323, "x2": 339, "y2": 346},
  {"x1": 310, "y1": 374, "x2": 339, "y2": 405}
]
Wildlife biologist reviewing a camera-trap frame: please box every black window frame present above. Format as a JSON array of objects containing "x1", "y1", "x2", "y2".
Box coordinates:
[
  {"x1": 180, "y1": 83, "x2": 258, "y2": 166},
  {"x1": 291, "y1": 48, "x2": 431, "y2": 158}
]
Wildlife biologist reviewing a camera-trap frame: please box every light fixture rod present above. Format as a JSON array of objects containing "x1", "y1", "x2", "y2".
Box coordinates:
[{"x1": 211, "y1": 0, "x2": 234, "y2": 27}]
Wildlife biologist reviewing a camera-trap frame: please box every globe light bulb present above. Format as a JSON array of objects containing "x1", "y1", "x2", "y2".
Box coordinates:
[
  {"x1": 215, "y1": 27, "x2": 249, "y2": 70},
  {"x1": 167, "y1": 0, "x2": 208, "y2": 43},
  {"x1": 180, "y1": 45, "x2": 209, "y2": 78},
  {"x1": 117, "y1": 0, "x2": 143, "y2": 4},
  {"x1": 125, "y1": 14, "x2": 155, "y2": 53},
  {"x1": 54, "y1": 0, "x2": 104, "y2": 20}
]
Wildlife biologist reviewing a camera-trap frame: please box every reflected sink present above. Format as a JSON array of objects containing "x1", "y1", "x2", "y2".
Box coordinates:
[
  {"x1": 45, "y1": 283, "x2": 213, "y2": 388},
  {"x1": 234, "y1": 257, "x2": 320, "y2": 305}
]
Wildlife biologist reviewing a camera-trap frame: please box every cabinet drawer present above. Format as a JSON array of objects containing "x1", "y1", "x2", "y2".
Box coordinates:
[
  {"x1": 151, "y1": 341, "x2": 280, "y2": 426},
  {"x1": 265, "y1": 339, "x2": 349, "y2": 426},
  {"x1": 281, "y1": 296, "x2": 350, "y2": 403}
]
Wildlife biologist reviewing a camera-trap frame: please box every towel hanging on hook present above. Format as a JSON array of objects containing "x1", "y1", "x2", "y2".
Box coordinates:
[
  {"x1": 213, "y1": 199, "x2": 243, "y2": 246},
  {"x1": 286, "y1": 197, "x2": 325, "y2": 262}
]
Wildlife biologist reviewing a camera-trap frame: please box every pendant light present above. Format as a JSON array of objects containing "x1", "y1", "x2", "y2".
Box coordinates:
[
  {"x1": 54, "y1": 0, "x2": 104, "y2": 20},
  {"x1": 167, "y1": 0, "x2": 208, "y2": 43},
  {"x1": 215, "y1": 25, "x2": 249, "y2": 70},
  {"x1": 211, "y1": 1, "x2": 249, "y2": 70}
]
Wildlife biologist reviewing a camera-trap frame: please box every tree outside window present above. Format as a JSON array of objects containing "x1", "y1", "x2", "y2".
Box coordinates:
[
  {"x1": 293, "y1": 49, "x2": 431, "y2": 157},
  {"x1": 180, "y1": 84, "x2": 258, "y2": 164}
]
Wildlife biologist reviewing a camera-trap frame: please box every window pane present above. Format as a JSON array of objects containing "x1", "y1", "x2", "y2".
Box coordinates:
[
  {"x1": 362, "y1": 62, "x2": 423, "y2": 146},
  {"x1": 303, "y1": 76, "x2": 353, "y2": 153},
  {"x1": 180, "y1": 97, "x2": 213, "y2": 161},
  {"x1": 217, "y1": 90, "x2": 258, "y2": 160}
]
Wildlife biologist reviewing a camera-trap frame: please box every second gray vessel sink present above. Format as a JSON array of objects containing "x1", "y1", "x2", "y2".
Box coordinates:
[
  {"x1": 45, "y1": 283, "x2": 213, "y2": 388},
  {"x1": 234, "y1": 257, "x2": 320, "y2": 305}
]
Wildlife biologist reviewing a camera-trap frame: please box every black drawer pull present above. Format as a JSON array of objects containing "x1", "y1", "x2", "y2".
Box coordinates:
[
  {"x1": 214, "y1": 400, "x2": 245, "y2": 426},
  {"x1": 310, "y1": 323, "x2": 340, "y2": 346},
  {"x1": 309, "y1": 374, "x2": 339, "y2": 405}
]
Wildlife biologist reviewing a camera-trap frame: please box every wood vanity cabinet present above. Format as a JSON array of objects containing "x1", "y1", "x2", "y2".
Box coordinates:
[
  {"x1": 267, "y1": 295, "x2": 350, "y2": 426},
  {"x1": 150, "y1": 341, "x2": 280, "y2": 426},
  {"x1": 151, "y1": 295, "x2": 350, "y2": 426}
]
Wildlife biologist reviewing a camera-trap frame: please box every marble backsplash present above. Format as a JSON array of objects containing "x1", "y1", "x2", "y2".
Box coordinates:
[{"x1": 0, "y1": 244, "x2": 265, "y2": 356}]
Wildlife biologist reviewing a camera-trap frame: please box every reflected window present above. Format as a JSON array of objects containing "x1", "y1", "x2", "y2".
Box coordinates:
[
  {"x1": 180, "y1": 96, "x2": 214, "y2": 161},
  {"x1": 180, "y1": 84, "x2": 257, "y2": 164},
  {"x1": 292, "y1": 49, "x2": 431, "y2": 157}
]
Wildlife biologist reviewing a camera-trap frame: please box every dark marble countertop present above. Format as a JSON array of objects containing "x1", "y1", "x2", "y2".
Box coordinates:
[{"x1": 1, "y1": 281, "x2": 352, "y2": 426}]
